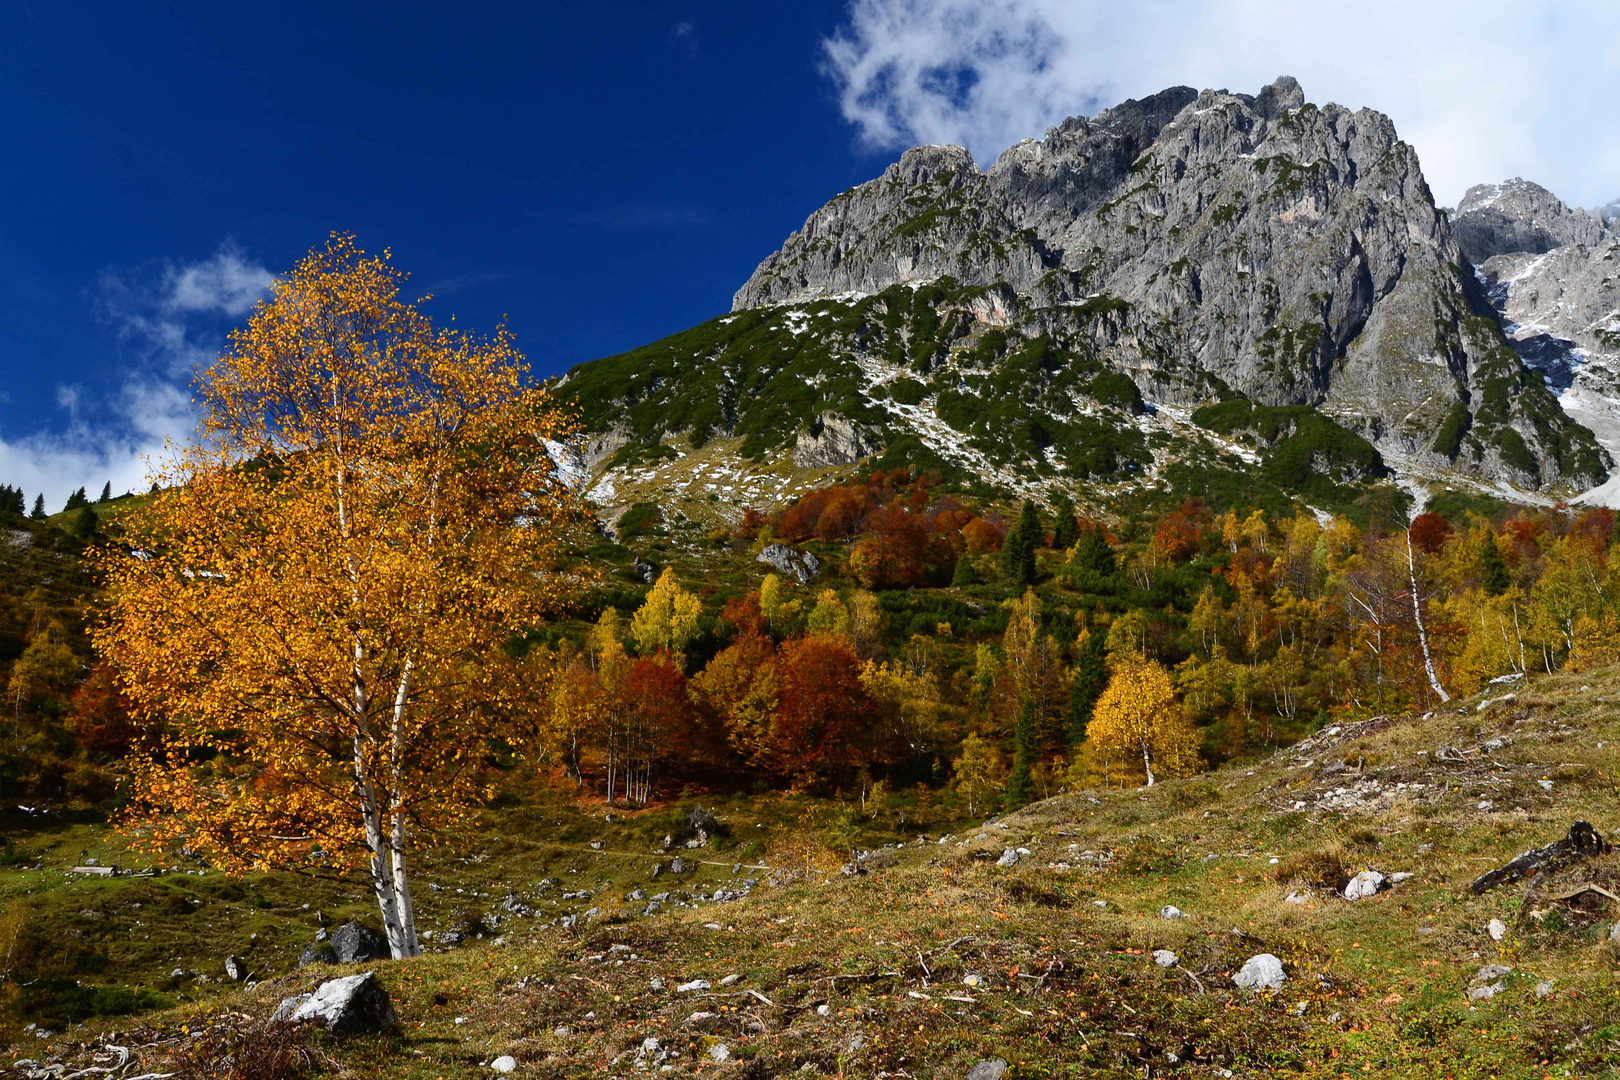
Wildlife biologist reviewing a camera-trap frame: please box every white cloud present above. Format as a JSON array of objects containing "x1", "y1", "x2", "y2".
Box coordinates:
[
  {"x1": 0, "y1": 243, "x2": 274, "y2": 508},
  {"x1": 823, "y1": 0, "x2": 1620, "y2": 209}
]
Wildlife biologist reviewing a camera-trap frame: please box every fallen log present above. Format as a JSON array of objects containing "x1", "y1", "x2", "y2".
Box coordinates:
[{"x1": 1470, "y1": 821, "x2": 1610, "y2": 895}]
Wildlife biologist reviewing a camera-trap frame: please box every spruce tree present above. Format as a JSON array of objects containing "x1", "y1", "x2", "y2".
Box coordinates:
[
  {"x1": 63, "y1": 487, "x2": 89, "y2": 512},
  {"x1": 71, "y1": 505, "x2": 98, "y2": 540},
  {"x1": 1480, "y1": 532, "x2": 1511, "y2": 596},
  {"x1": 0, "y1": 485, "x2": 22, "y2": 516},
  {"x1": 1051, "y1": 494, "x2": 1081, "y2": 550},
  {"x1": 98, "y1": 481, "x2": 113, "y2": 503},
  {"x1": 1000, "y1": 500, "x2": 1040, "y2": 587},
  {"x1": 1067, "y1": 629, "x2": 1108, "y2": 745},
  {"x1": 1072, "y1": 525, "x2": 1117, "y2": 576},
  {"x1": 30, "y1": 494, "x2": 46, "y2": 520},
  {"x1": 1004, "y1": 698, "x2": 1038, "y2": 808},
  {"x1": 951, "y1": 554, "x2": 975, "y2": 587}
]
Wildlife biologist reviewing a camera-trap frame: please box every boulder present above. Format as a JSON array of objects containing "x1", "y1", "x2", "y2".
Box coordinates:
[
  {"x1": 272, "y1": 971, "x2": 397, "y2": 1034},
  {"x1": 792, "y1": 413, "x2": 880, "y2": 468},
  {"x1": 331, "y1": 921, "x2": 387, "y2": 963},
  {"x1": 755, "y1": 543, "x2": 820, "y2": 584},
  {"x1": 1153, "y1": 949, "x2": 1179, "y2": 968},
  {"x1": 1233, "y1": 953, "x2": 1286, "y2": 991},
  {"x1": 996, "y1": 848, "x2": 1020, "y2": 867},
  {"x1": 223, "y1": 955, "x2": 248, "y2": 981},
  {"x1": 298, "y1": 941, "x2": 337, "y2": 968},
  {"x1": 1343, "y1": 870, "x2": 1387, "y2": 901},
  {"x1": 966, "y1": 1059, "x2": 1009, "y2": 1080},
  {"x1": 1159, "y1": 905, "x2": 1186, "y2": 919},
  {"x1": 491, "y1": 1055, "x2": 517, "y2": 1073}
]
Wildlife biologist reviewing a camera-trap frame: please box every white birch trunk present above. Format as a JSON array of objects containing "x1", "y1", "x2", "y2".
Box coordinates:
[{"x1": 1405, "y1": 533, "x2": 1449, "y2": 703}]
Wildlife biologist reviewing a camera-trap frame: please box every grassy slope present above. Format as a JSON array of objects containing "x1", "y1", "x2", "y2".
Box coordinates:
[{"x1": 14, "y1": 665, "x2": 1620, "y2": 1078}]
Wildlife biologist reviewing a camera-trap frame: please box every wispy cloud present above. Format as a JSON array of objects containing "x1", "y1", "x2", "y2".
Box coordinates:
[
  {"x1": 422, "y1": 270, "x2": 514, "y2": 297},
  {"x1": 0, "y1": 242, "x2": 275, "y2": 507},
  {"x1": 572, "y1": 205, "x2": 712, "y2": 231},
  {"x1": 670, "y1": 19, "x2": 699, "y2": 57},
  {"x1": 823, "y1": 0, "x2": 1620, "y2": 208}
]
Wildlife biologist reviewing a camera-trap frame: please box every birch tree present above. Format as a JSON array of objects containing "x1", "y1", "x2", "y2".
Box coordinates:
[{"x1": 94, "y1": 235, "x2": 582, "y2": 959}]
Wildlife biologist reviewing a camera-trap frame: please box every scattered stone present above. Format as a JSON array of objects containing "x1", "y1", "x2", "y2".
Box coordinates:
[
  {"x1": 966, "y1": 1058, "x2": 1009, "y2": 1080},
  {"x1": 554, "y1": 1024, "x2": 572, "y2": 1036},
  {"x1": 1159, "y1": 905, "x2": 1186, "y2": 919},
  {"x1": 1477, "y1": 694, "x2": 1516, "y2": 713},
  {"x1": 491, "y1": 1055, "x2": 517, "y2": 1073},
  {"x1": 298, "y1": 941, "x2": 337, "y2": 967},
  {"x1": 1153, "y1": 949, "x2": 1179, "y2": 967},
  {"x1": 962, "y1": 973, "x2": 984, "y2": 987},
  {"x1": 1233, "y1": 953, "x2": 1286, "y2": 991},
  {"x1": 224, "y1": 955, "x2": 248, "y2": 981},
  {"x1": 1343, "y1": 870, "x2": 1387, "y2": 901},
  {"x1": 685, "y1": 1011, "x2": 720, "y2": 1030},
  {"x1": 1284, "y1": 890, "x2": 1308, "y2": 905},
  {"x1": 271, "y1": 971, "x2": 397, "y2": 1034},
  {"x1": 314, "y1": 927, "x2": 329, "y2": 942},
  {"x1": 1535, "y1": 979, "x2": 1556, "y2": 998},
  {"x1": 1539, "y1": 780, "x2": 1554, "y2": 791},
  {"x1": 1472, "y1": 963, "x2": 1512, "y2": 984},
  {"x1": 1388, "y1": 872, "x2": 1414, "y2": 884},
  {"x1": 719, "y1": 973, "x2": 742, "y2": 986},
  {"x1": 1488, "y1": 918, "x2": 1508, "y2": 941},
  {"x1": 677, "y1": 979, "x2": 711, "y2": 993},
  {"x1": 996, "y1": 849, "x2": 1020, "y2": 868},
  {"x1": 331, "y1": 922, "x2": 386, "y2": 964},
  {"x1": 816, "y1": 1004, "x2": 831, "y2": 1017},
  {"x1": 709, "y1": 1044, "x2": 731, "y2": 1063},
  {"x1": 1469, "y1": 981, "x2": 1504, "y2": 1002},
  {"x1": 671, "y1": 856, "x2": 687, "y2": 874}
]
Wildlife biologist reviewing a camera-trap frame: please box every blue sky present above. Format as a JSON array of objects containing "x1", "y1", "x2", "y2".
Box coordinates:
[
  {"x1": 2, "y1": 0, "x2": 1615, "y2": 503},
  {"x1": 0, "y1": 1, "x2": 878, "y2": 500}
]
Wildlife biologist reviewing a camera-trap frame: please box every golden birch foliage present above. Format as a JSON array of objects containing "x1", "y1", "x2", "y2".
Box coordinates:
[
  {"x1": 806, "y1": 590, "x2": 852, "y2": 638},
  {"x1": 1445, "y1": 587, "x2": 1527, "y2": 692},
  {"x1": 1085, "y1": 658, "x2": 1200, "y2": 785},
  {"x1": 951, "y1": 732, "x2": 1005, "y2": 817},
  {"x1": 92, "y1": 234, "x2": 585, "y2": 879},
  {"x1": 630, "y1": 567, "x2": 702, "y2": 660},
  {"x1": 860, "y1": 657, "x2": 945, "y2": 761},
  {"x1": 688, "y1": 632, "x2": 778, "y2": 768},
  {"x1": 7, "y1": 621, "x2": 79, "y2": 713}
]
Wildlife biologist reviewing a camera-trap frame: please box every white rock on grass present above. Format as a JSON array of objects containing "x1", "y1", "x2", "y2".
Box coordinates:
[
  {"x1": 967, "y1": 1059, "x2": 1009, "y2": 1080},
  {"x1": 271, "y1": 971, "x2": 397, "y2": 1033},
  {"x1": 1153, "y1": 949, "x2": 1179, "y2": 967},
  {"x1": 996, "y1": 849, "x2": 1020, "y2": 867},
  {"x1": 1535, "y1": 979, "x2": 1556, "y2": 998},
  {"x1": 1343, "y1": 870, "x2": 1386, "y2": 901},
  {"x1": 676, "y1": 979, "x2": 711, "y2": 993},
  {"x1": 709, "y1": 1044, "x2": 731, "y2": 1062},
  {"x1": 1159, "y1": 905, "x2": 1186, "y2": 919},
  {"x1": 1232, "y1": 953, "x2": 1286, "y2": 991},
  {"x1": 719, "y1": 973, "x2": 742, "y2": 986},
  {"x1": 490, "y1": 1055, "x2": 517, "y2": 1073},
  {"x1": 1284, "y1": 890, "x2": 1308, "y2": 905},
  {"x1": 1488, "y1": 919, "x2": 1508, "y2": 942}
]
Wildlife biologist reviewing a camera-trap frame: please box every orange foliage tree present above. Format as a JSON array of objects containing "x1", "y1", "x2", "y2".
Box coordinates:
[{"x1": 93, "y1": 235, "x2": 583, "y2": 959}]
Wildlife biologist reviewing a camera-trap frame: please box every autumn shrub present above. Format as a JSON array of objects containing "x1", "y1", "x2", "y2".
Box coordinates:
[
  {"x1": 1113, "y1": 838, "x2": 1182, "y2": 876},
  {"x1": 1272, "y1": 847, "x2": 1349, "y2": 894},
  {"x1": 166, "y1": 1012, "x2": 333, "y2": 1080}
]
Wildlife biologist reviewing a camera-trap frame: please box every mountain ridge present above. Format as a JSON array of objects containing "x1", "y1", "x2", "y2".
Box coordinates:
[{"x1": 559, "y1": 77, "x2": 1613, "y2": 525}]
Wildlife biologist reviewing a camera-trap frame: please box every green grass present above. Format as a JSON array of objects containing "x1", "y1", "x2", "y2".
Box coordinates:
[{"x1": 17, "y1": 666, "x2": 1620, "y2": 1076}]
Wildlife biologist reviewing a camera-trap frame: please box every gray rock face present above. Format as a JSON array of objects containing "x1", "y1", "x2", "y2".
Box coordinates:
[
  {"x1": 1454, "y1": 179, "x2": 1608, "y2": 265},
  {"x1": 1458, "y1": 179, "x2": 1620, "y2": 502},
  {"x1": 730, "y1": 77, "x2": 1606, "y2": 490},
  {"x1": 793, "y1": 412, "x2": 881, "y2": 467},
  {"x1": 223, "y1": 955, "x2": 248, "y2": 981},
  {"x1": 272, "y1": 971, "x2": 397, "y2": 1033},
  {"x1": 1599, "y1": 198, "x2": 1620, "y2": 227}
]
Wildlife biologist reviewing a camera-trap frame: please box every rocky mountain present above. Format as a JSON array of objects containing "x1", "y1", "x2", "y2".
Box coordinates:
[
  {"x1": 559, "y1": 78, "x2": 1611, "y2": 525},
  {"x1": 1453, "y1": 180, "x2": 1620, "y2": 504},
  {"x1": 1597, "y1": 198, "x2": 1620, "y2": 227}
]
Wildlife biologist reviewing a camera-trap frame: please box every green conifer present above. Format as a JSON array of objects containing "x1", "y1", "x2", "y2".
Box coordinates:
[{"x1": 1004, "y1": 698, "x2": 1038, "y2": 808}]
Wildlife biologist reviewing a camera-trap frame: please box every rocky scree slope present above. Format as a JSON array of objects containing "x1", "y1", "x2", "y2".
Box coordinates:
[
  {"x1": 1452, "y1": 179, "x2": 1620, "y2": 505},
  {"x1": 559, "y1": 78, "x2": 1608, "y2": 522}
]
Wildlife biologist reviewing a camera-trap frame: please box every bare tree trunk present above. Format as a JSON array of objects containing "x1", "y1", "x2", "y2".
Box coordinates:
[
  {"x1": 1141, "y1": 741, "x2": 1156, "y2": 787},
  {"x1": 385, "y1": 658, "x2": 420, "y2": 959},
  {"x1": 1405, "y1": 533, "x2": 1449, "y2": 703},
  {"x1": 355, "y1": 752, "x2": 404, "y2": 951}
]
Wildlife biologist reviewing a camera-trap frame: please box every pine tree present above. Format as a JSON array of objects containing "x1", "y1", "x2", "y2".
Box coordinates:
[
  {"x1": 0, "y1": 485, "x2": 22, "y2": 516},
  {"x1": 1000, "y1": 500, "x2": 1040, "y2": 587},
  {"x1": 951, "y1": 554, "x2": 975, "y2": 587},
  {"x1": 30, "y1": 494, "x2": 46, "y2": 520},
  {"x1": 63, "y1": 487, "x2": 89, "y2": 512},
  {"x1": 1003, "y1": 697, "x2": 1038, "y2": 808},
  {"x1": 98, "y1": 482, "x2": 113, "y2": 504},
  {"x1": 1051, "y1": 494, "x2": 1081, "y2": 550}
]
